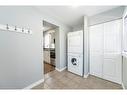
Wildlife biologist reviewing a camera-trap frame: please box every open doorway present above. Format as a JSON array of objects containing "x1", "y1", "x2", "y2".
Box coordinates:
[{"x1": 43, "y1": 21, "x2": 58, "y2": 74}]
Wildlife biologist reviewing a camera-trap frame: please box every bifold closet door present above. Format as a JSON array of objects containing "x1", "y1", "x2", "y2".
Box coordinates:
[
  {"x1": 90, "y1": 19, "x2": 122, "y2": 84},
  {"x1": 90, "y1": 24, "x2": 103, "y2": 78},
  {"x1": 103, "y1": 20, "x2": 122, "y2": 84}
]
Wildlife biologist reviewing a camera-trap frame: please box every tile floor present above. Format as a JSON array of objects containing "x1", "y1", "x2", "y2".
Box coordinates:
[{"x1": 32, "y1": 70, "x2": 122, "y2": 89}]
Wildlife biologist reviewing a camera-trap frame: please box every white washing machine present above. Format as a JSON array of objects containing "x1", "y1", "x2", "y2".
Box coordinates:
[{"x1": 67, "y1": 30, "x2": 83, "y2": 76}]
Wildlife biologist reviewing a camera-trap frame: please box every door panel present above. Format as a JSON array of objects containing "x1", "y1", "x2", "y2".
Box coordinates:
[
  {"x1": 103, "y1": 55, "x2": 122, "y2": 84},
  {"x1": 104, "y1": 20, "x2": 121, "y2": 53},
  {"x1": 103, "y1": 20, "x2": 122, "y2": 84},
  {"x1": 90, "y1": 52, "x2": 103, "y2": 78},
  {"x1": 90, "y1": 24, "x2": 103, "y2": 78},
  {"x1": 103, "y1": 59, "x2": 116, "y2": 77}
]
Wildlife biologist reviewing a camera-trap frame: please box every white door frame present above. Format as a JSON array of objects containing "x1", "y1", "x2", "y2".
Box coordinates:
[{"x1": 42, "y1": 20, "x2": 60, "y2": 77}]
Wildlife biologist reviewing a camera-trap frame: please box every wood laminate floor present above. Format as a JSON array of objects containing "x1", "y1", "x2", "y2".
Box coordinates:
[
  {"x1": 33, "y1": 70, "x2": 122, "y2": 89},
  {"x1": 44, "y1": 62, "x2": 55, "y2": 74}
]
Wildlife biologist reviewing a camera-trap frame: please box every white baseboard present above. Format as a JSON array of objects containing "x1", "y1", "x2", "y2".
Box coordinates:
[
  {"x1": 55, "y1": 67, "x2": 67, "y2": 72},
  {"x1": 23, "y1": 78, "x2": 44, "y2": 89},
  {"x1": 122, "y1": 82, "x2": 125, "y2": 89},
  {"x1": 84, "y1": 73, "x2": 89, "y2": 78}
]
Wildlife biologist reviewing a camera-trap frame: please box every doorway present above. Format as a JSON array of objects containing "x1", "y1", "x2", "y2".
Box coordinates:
[{"x1": 43, "y1": 20, "x2": 58, "y2": 74}]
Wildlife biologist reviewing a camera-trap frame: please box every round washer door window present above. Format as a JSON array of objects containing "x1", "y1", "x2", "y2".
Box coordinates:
[{"x1": 71, "y1": 58, "x2": 77, "y2": 65}]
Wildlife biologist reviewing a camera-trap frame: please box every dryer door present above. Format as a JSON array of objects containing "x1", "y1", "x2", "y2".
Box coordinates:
[
  {"x1": 67, "y1": 30, "x2": 83, "y2": 54},
  {"x1": 68, "y1": 53, "x2": 83, "y2": 76}
]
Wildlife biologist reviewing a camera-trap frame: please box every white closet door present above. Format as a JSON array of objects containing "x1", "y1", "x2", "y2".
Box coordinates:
[
  {"x1": 90, "y1": 24, "x2": 104, "y2": 78},
  {"x1": 103, "y1": 20, "x2": 122, "y2": 84}
]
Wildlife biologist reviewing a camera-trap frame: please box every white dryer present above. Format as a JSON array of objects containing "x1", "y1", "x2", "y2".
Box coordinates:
[{"x1": 67, "y1": 30, "x2": 83, "y2": 76}]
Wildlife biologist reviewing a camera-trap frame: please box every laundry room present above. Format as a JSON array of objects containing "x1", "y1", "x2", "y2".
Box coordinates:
[
  {"x1": 0, "y1": 5, "x2": 127, "y2": 90},
  {"x1": 0, "y1": 0, "x2": 127, "y2": 94}
]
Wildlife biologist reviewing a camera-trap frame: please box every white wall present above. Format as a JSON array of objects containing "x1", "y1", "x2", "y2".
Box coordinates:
[{"x1": 0, "y1": 6, "x2": 71, "y2": 89}]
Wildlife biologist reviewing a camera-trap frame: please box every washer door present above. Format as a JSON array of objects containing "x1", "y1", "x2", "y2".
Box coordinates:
[
  {"x1": 68, "y1": 53, "x2": 83, "y2": 76},
  {"x1": 71, "y1": 58, "x2": 77, "y2": 66}
]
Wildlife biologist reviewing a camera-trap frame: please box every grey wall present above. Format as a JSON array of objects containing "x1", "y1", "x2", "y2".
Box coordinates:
[
  {"x1": 72, "y1": 24, "x2": 83, "y2": 31},
  {"x1": 89, "y1": 6, "x2": 125, "y2": 26},
  {"x1": 0, "y1": 6, "x2": 71, "y2": 89},
  {"x1": 59, "y1": 27, "x2": 69, "y2": 69}
]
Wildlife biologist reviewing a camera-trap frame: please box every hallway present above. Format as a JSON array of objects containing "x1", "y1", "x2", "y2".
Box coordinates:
[{"x1": 32, "y1": 70, "x2": 122, "y2": 89}]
